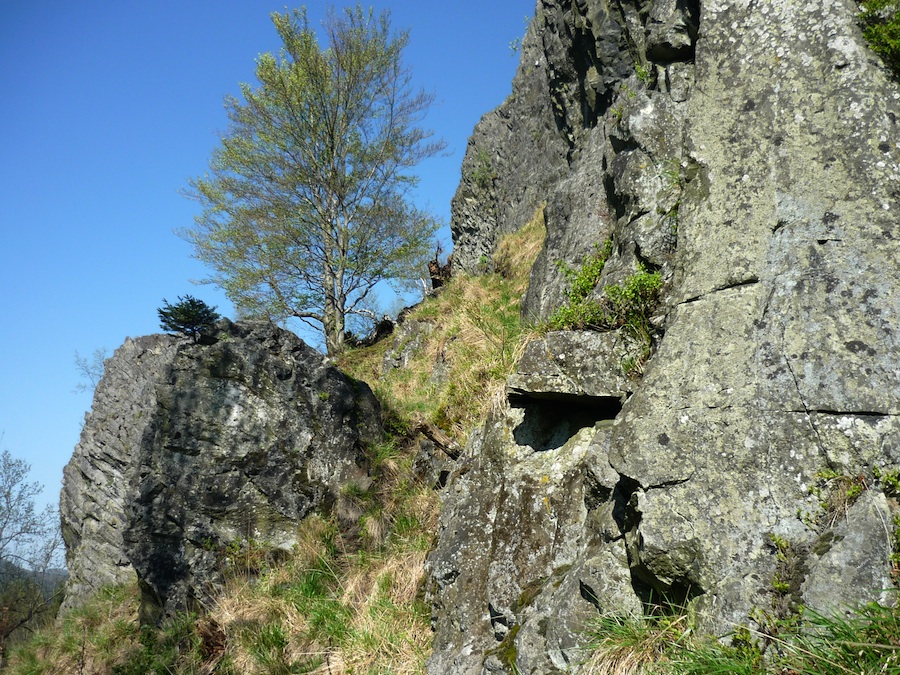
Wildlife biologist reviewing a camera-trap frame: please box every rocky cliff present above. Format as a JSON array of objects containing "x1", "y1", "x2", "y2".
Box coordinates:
[
  {"x1": 430, "y1": 0, "x2": 900, "y2": 672},
  {"x1": 60, "y1": 319, "x2": 381, "y2": 622}
]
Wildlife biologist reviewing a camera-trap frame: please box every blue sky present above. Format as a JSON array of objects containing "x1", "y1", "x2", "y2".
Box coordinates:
[{"x1": 0, "y1": 1, "x2": 532, "y2": 511}]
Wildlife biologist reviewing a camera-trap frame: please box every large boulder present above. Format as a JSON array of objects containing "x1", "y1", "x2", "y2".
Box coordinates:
[
  {"x1": 60, "y1": 320, "x2": 381, "y2": 622},
  {"x1": 429, "y1": 0, "x2": 900, "y2": 672}
]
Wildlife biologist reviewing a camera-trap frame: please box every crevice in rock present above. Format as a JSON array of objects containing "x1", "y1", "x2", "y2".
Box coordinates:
[
  {"x1": 489, "y1": 602, "x2": 513, "y2": 641},
  {"x1": 584, "y1": 467, "x2": 615, "y2": 510},
  {"x1": 805, "y1": 409, "x2": 898, "y2": 418},
  {"x1": 646, "y1": 474, "x2": 694, "y2": 490},
  {"x1": 510, "y1": 396, "x2": 623, "y2": 452},
  {"x1": 633, "y1": 575, "x2": 704, "y2": 614},
  {"x1": 679, "y1": 276, "x2": 760, "y2": 305},
  {"x1": 579, "y1": 579, "x2": 602, "y2": 611},
  {"x1": 610, "y1": 471, "x2": 705, "y2": 613},
  {"x1": 611, "y1": 474, "x2": 640, "y2": 534},
  {"x1": 781, "y1": 324, "x2": 827, "y2": 460}
]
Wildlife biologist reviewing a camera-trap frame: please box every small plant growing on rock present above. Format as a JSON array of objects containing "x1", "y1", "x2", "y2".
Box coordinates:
[
  {"x1": 471, "y1": 146, "x2": 497, "y2": 191},
  {"x1": 635, "y1": 62, "x2": 653, "y2": 85},
  {"x1": 808, "y1": 469, "x2": 867, "y2": 528},
  {"x1": 546, "y1": 241, "x2": 662, "y2": 376},
  {"x1": 158, "y1": 295, "x2": 220, "y2": 342}
]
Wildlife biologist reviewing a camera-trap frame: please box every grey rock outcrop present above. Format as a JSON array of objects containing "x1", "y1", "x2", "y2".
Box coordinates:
[
  {"x1": 60, "y1": 334, "x2": 177, "y2": 614},
  {"x1": 61, "y1": 320, "x2": 381, "y2": 621},
  {"x1": 430, "y1": 0, "x2": 900, "y2": 672},
  {"x1": 450, "y1": 4, "x2": 569, "y2": 275}
]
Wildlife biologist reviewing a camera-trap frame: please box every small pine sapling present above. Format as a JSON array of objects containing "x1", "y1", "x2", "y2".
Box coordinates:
[{"x1": 158, "y1": 295, "x2": 220, "y2": 342}]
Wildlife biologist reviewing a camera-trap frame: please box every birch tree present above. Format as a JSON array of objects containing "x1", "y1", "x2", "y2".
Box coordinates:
[{"x1": 181, "y1": 5, "x2": 444, "y2": 355}]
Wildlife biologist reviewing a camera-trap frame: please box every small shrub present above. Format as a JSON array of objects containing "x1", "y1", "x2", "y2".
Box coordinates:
[
  {"x1": 558, "y1": 240, "x2": 614, "y2": 307},
  {"x1": 635, "y1": 62, "x2": 653, "y2": 84},
  {"x1": 471, "y1": 146, "x2": 497, "y2": 190},
  {"x1": 808, "y1": 469, "x2": 867, "y2": 529}
]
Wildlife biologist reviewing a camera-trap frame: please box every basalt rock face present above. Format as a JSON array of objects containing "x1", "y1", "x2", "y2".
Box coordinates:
[
  {"x1": 60, "y1": 320, "x2": 380, "y2": 621},
  {"x1": 430, "y1": 0, "x2": 900, "y2": 672}
]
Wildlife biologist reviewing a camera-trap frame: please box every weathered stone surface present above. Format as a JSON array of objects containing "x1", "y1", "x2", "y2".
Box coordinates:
[
  {"x1": 803, "y1": 491, "x2": 895, "y2": 612},
  {"x1": 450, "y1": 0, "x2": 581, "y2": 275},
  {"x1": 59, "y1": 334, "x2": 176, "y2": 614},
  {"x1": 60, "y1": 320, "x2": 381, "y2": 620},
  {"x1": 606, "y1": 0, "x2": 900, "y2": 631},
  {"x1": 427, "y1": 415, "x2": 626, "y2": 674},
  {"x1": 520, "y1": 127, "x2": 618, "y2": 322},
  {"x1": 507, "y1": 331, "x2": 632, "y2": 401},
  {"x1": 431, "y1": 0, "x2": 900, "y2": 671},
  {"x1": 382, "y1": 318, "x2": 435, "y2": 372}
]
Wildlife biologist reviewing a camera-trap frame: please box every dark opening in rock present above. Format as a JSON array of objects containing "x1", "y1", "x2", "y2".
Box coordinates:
[
  {"x1": 510, "y1": 395, "x2": 622, "y2": 452},
  {"x1": 489, "y1": 602, "x2": 513, "y2": 641}
]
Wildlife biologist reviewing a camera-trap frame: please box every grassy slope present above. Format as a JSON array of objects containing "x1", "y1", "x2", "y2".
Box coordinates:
[{"x1": 6, "y1": 208, "x2": 546, "y2": 675}]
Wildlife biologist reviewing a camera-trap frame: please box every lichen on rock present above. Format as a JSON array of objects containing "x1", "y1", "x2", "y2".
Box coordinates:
[{"x1": 428, "y1": 0, "x2": 900, "y2": 671}]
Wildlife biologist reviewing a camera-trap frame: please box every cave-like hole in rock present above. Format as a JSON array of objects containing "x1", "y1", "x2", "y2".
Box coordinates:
[
  {"x1": 632, "y1": 574, "x2": 705, "y2": 616},
  {"x1": 510, "y1": 394, "x2": 622, "y2": 453}
]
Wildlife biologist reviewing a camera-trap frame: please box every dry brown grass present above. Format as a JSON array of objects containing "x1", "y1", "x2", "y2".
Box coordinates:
[
  {"x1": 339, "y1": 203, "x2": 546, "y2": 445},
  {"x1": 581, "y1": 613, "x2": 687, "y2": 675}
]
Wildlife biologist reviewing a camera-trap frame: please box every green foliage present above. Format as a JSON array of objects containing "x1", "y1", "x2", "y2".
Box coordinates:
[
  {"x1": 559, "y1": 240, "x2": 614, "y2": 306},
  {"x1": 658, "y1": 158, "x2": 684, "y2": 241},
  {"x1": 111, "y1": 615, "x2": 202, "y2": 675},
  {"x1": 766, "y1": 534, "x2": 804, "y2": 616},
  {"x1": 508, "y1": 15, "x2": 531, "y2": 56},
  {"x1": 808, "y1": 469, "x2": 866, "y2": 529},
  {"x1": 892, "y1": 515, "x2": 900, "y2": 574},
  {"x1": 546, "y1": 242, "x2": 662, "y2": 375},
  {"x1": 581, "y1": 611, "x2": 689, "y2": 673},
  {"x1": 157, "y1": 295, "x2": 220, "y2": 341},
  {"x1": 244, "y1": 620, "x2": 297, "y2": 673},
  {"x1": 181, "y1": 5, "x2": 445, "y2": 356},
  {"x1": 875, "y1": 465, "x2": 900, "y2": 498},
  {"x1": 635, "y1": 62, "x2": 653, "y2": 84},
  {"x1": 875, "y1": 468, "x2": 900, "y2": 580},
  {"x1": 860, "y1": 0, "x2": 900, "y2": 79},
  {"x1": 0, "y1": 449, "x2": 63, "y2": 652},
  {"x1": 786, "y1": 602, "x2": 900, "y2": 674}
]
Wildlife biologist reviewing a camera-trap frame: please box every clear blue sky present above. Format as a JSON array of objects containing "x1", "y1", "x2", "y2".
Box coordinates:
[{"x1": 0, "y1": 1, "x2": 532, "y2": 511}]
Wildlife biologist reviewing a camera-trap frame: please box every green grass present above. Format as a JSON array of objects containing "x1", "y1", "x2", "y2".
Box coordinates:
[
  {"x1": 545, "y1": 242, "x2": 662, "y2": 376},
  {"x1": 581, "y1": 599, "x2": 900, "y2": 675},
  {"x1": 338, "y1": 204, "x2": 546, "y2": 443}
]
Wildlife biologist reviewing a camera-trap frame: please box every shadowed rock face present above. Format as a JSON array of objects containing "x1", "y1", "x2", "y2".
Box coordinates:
[
  {"x1": 60, "y1": 320, "x2": 380, "y2": 621},
  {"x1": 430, "y1": 0, "x2": 900, "y2": 672}
]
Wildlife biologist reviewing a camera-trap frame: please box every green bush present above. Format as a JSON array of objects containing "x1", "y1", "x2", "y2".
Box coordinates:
[{"x1": 860, "y1": 0, "x2": 900, "y2": 78}]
